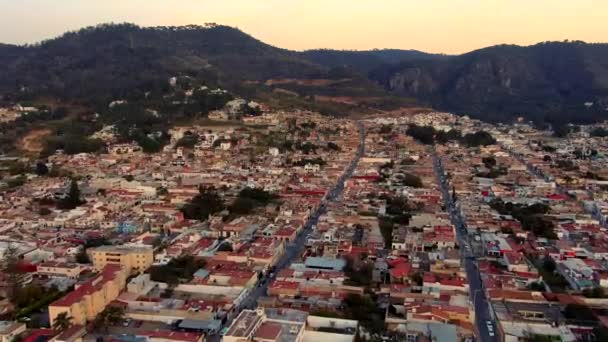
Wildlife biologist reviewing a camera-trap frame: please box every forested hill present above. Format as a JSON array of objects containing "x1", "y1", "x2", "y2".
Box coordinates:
[
  {"x1": 1, "y1": 23, "x2": 608, "y2": 124},
  {"x1": 0, "y1": 23, "x2": 323, "y2": 103},
  {"x1": 301, "y1": 49, "x2": 447, "y2": 74},
  {"x1": 369, "y1": 42, "x2": 608, "y2": 124}
]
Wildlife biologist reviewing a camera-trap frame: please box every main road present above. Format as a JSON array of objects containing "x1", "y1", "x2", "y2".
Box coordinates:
[
  {"x1": 235, "y1": 121, "x2": 366, "y2": 311},
  {"x1": 431, "y1": 149, "x2": 498, "y2": 342}
]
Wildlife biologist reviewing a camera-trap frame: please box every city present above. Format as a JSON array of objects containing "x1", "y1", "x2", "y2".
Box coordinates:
[
  {"x1": 1, "y1": 2, "x2": 608, "y2": 342},
  {"x1": 2, "y1": 101, "x2": 608, "y2": 341}
]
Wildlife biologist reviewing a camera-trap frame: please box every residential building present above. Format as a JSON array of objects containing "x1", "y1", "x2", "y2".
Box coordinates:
[
  {"x1": 88, "y1": 245, "x2": 153, "y2": 274},
  {"x1": 48, "y1": 265, "x2": 128, "y2": 326}
]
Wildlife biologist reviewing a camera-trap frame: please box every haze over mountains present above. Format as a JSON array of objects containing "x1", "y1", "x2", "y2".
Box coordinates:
[{"x1": 1, "y1": 23, "x2": 607, "y2": 124}]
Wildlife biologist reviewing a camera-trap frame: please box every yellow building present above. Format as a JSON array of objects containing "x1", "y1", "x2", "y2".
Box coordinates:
[
  {"x1": 89, "y1": 245, "x2": 154, "y2": 274},
  {"x1": 49, "y1": 265, "x2": 128, "y2": 326}
]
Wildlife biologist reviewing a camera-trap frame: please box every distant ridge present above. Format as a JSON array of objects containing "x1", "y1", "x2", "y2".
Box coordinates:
[{"x1": 1, "y1": 23, "x2": 607, "y2": 123}]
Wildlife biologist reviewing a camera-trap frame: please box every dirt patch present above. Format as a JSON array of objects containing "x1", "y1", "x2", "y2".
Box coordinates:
[
  {"x1": 265, "y1": 78, "x2": 351, "y2": 87},
  {"x1": 272, "y1": 88, "x2": 299, "y2": 97},
  {"x1": 20, "y1": 128, "x2": 52, "y2": 154},
  {"x1": 314, "y1": 95, "x2": 383, "y2": 105}
]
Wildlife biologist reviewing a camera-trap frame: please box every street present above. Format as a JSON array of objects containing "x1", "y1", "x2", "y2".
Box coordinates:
[
  {"x1": 224, "y1": 121, "x2": 366, "y2": 328},
  {"x1": 431, "y1": 149, "x2": 499, "y2": 342}
]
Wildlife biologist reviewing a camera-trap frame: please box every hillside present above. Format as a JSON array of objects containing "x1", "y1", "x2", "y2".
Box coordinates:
[
  {"x1": 370, "y1": 42, "x2": 608, "y2": 124},
  {"x1": 0, "y1": 23, "x2": 323, "y2": 103},
  {"x1": 1, "y1": 24, "x2": 608, "y2": 123},
  {"x1": 301, "y1": 49, "x2": 446, "y2": 74}
]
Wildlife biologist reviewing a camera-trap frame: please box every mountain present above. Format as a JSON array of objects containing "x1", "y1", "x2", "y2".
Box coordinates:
[
  {"x1": 301, "y1": 49, "x2": 447, "y2": 74},
  {"x1": 1, "y1": 24, "x2": 608, "y2": 123},
  {"x1": 0, "y1": 23, "x2": 325, "y2": 103},
  {"x1": 370, "y1": 42, "x2": 608, "y2": 123}
]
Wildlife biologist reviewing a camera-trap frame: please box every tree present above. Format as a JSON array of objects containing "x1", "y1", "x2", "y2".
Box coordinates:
[
  {"x1": 582, "y1": 287, "x2": 607, "y2": 298},
  {"x1": 593, "y1": 325, "x2": 608, "y2": 342},
  {"x1": 410, "y1": 272, "x2": 423, "y2": 286},
  {"x1": 12, "y1": 283, "x2": 45, "y2": 308},
  {"x1": 343, "y1": 294, "x2": 385, "y2": 335},
  {"x1": 175, "y1": 133, "x2": 199, "y2": 149},
  {"x1": 0, "y1": 244, "x2": 23, "y2": 297},
  {"x1": 35, "y1": 162, "x2": 49, "y2": 176},
  {"x1": 402, "y1": 173, "x2": 423, "y2": 188},
  {"x1": 217, "y1": 242, "x2": 233, "y2": 252},
  {"x1": 406, "y1": 125, "x2": 436, "y2": 145},
  {"x1": 379, "y1": 218, "x2": 394, "y2": 248},
  {"x1": 542, "y1": 258, "x2": 556, "y2": 273},
  {"x1": 379, "y1": 124, "x2": 393, "y2": 134},
  {"x1": 528, "y1": 282, "x2": 546, "y2": 292},
  {"x1": 227, "y1": 188, "x2": 279, "y2": 218},
  {"x1": 482, "y1": 156, "x2": 497, "y2": 169},
  {"x1": 343, "y1": 257, "x2": 373, "y2": 286},
  {"x1": 57, "y1": 178, "x2": 85, "y2": 210},
  {"x1": 563, "y1": 304, "x2": 598, "y2": 322},
  {"x1": 93, "y1": 306, "x2": 125, "y2": 332},
  {"x1": 435, "y1": 129, "x2": 462, "y2": 144},
  {"x1": 590, "y1": 127, "x2": 608, "y2": 137},
  {"x1": 327, "y1": 142, "x2": 340, "y2": 151},
  {"x1": 181, "y1": 186, "x2": 225, "y2": 221},
  {"x1": 38, "y1": 207, "x2": 52, "y2": 216},
  {"x1": 75, "y1": 248, "x2": 90, "y2": 264},
  {"x1": 553, "y1": 124, "x2": 576, "y2": 138},
  {"x1": 229, "y1": 197, "x2": 257, "y2": 215},
  {"x1": 462, "y1": 131, "x2": 496, "y2": 147},
  {"x1": 52, "y1": 312, "x2": 73, "y2": 332}
]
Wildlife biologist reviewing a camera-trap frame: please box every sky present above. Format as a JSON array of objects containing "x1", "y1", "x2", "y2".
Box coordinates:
[{"x1": 0, "y1": 0, "x2": 606, "y2": 54}]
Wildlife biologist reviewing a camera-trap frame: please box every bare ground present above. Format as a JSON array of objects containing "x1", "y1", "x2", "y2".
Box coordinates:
[{"x1": 19, "y1": 128, "x2": 52, "y2": 154}]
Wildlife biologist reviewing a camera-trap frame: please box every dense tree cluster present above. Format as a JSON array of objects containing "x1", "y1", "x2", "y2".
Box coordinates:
[
  {"x1": 405, "y1": 125, "x2": 436, "y2": 145},
  {"x1": 406, "y1": 124, "x2": 495, "y2": 147},
  {"x1": 175, "y1": 132, "x2": 200, "y2": 149},
  {"x1": 291, "y1": 157, "x2": 326, "y2": 167},
  {"x1": 343, "y1": 256, "x2": 373, "y2": 287},
  {"x1": 462, "y1": 131, "x2": 496, "y2": 147},
  {"x1": 476, "y1": 157, "x2": 507, "y2": 178},
  {"x1": 228, "y1": 188, "x2": 279, "y2": 217},
  {"x1": 490, "y1": 199, "x2": 556, "y2": 239},
  {"x1": 181, "y1": 186, "x2": 225, "y2": 221},
  {"x1": 590, "y1": 127, "x2": 608, "y2": 137}
]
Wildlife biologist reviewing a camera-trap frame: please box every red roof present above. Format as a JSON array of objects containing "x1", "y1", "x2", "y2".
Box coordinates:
[
  {"x1": 387, "y1": 257, "x2": 408, "y2": 267},
  {"x1": 51, "y1": 265, "x2": 123, "y2": 307},
  {"x1": 22, "y1": 329, "x2": 55, "y2": 342},
  {"x1": 269, "y1": 280, "x2": 299, "y2": 290},
  {"x1": 389, "y1": 262, "x2": 412, "y2": 278},
  {"x1": 254, "y1": 322, "x2": 283, "y2": 340},
  {"x1": 547, "y1": 193, "x2": 568, "y2": 200}
]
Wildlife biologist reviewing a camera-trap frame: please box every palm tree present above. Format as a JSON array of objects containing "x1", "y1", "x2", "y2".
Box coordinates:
[
  {"x1": 94, "y1": 306, "x2": 126, "y2": 333},
  {"x1": 105, "y1": 306, "x2": 126, "y2": 326},
  {"x1": 52, "y1": 312, "x2": 73, "y2": 331}
]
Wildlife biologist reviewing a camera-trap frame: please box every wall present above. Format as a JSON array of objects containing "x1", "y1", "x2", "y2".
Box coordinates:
[
  {"x1": 302, "y1": 330, "x2": 354, "y2": 342},
  {"x1": 307, "y1": 315, "x2": 358, "y2": 330}
]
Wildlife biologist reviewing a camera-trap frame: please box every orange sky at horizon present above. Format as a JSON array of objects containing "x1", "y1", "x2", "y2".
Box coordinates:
[{"x1": 1, "y1": 0, "x2": 606, "y2": 54}]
